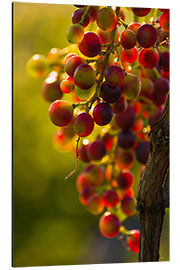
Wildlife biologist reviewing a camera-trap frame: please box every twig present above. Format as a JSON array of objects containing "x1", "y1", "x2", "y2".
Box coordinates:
[{"x1": 65, "y1": 136, "x2": 81, "y2": 180}]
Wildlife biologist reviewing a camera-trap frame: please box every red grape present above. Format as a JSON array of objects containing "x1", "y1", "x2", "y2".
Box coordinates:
[
  {"x1": 97, "y1": 7, "x2": 117, "y2": 31},
  {"x1": 132, "y1": 8, "x2": 151, "y2": 17},
  {"x1": 115, "y1": 104, "x2": 135, "y2": 130},
  {"x1": 127, "y1": 230, "x2": 140, "y2": 253},
  {"x1": 112, "y1": 96, "x2": 128, "y2": 114},
  {"x1": 135, "y1": 141, "x2": 150, "y2": 164},
  {"x1": 120, "y1": 29, "x2": 136, "y2": 49},
  {"x1": 99, "y1": 212, "x2": 121, "y2": 238},
  {"x1": 122, "y1": 48, "x2": 138, "y2": 63},
  {"x1": 66, "y1": 23, "x2": 84, "y2": 44},
  {"x1": 100, "y1": 81, "x2": 121, "y2": 103},
  {"x1": 118, "y1": 129, "x2": 135, "y2": 149},
  {"x1": 117, "y1": 171, "x2": 134, "y2": 190},
  {"x1": 105, "y1": 65, "x2": 125, "y2": 87},
  {"x1": 137, "y1": 24, "x2": 157, "y2": 48},
  {"x1": 73, "y1": 112, "x2": 94, "y2": 137},
  {"x1": 73, "y1": 64, "x2": 96, "y2": 89},
  {"x1": 72, "y1": 8, "x2": 90, "y2": 28},
  {"x1": 87, "y1": 140, "x2": 106, "y2": 160},
  {"x1": 78, "y1": 32, "x2": 102, "y2": 57},
  {"x1": 139, "y1": 48, "x2": 159, "y2": 69},
  {"x1": 93, "y1": 102, "x2": 113, "y2": 126},
  {"x1": 65, "y1": 55, "x2": 86, "y2": 77},
  {"x1": 103, "y1": 190, "x2": 119, "y2": 208},
  {"x1": 49, "y1": 100, "x2": 73, "y2": 127}
]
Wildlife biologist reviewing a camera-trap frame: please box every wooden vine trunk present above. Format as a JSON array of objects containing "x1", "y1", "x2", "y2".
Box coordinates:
[{"x1": 137, "y1": 96, "x2": 169, "y2": 262}]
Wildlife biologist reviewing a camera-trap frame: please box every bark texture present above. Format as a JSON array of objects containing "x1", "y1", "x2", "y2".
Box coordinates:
[{"x1": 137, "y1": 96, "x2": 169, "y2": 262}]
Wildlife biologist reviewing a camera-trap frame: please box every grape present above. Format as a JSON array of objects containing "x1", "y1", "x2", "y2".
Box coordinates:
[
  {"x1": 41, "y1": 77, "x2": 63, "y2": 102},
  {"x1": 72, "y1": 8, "x2": 90, "y2": 28},
  {"x1": 79, "y1": 186, "x2": 95, "y2": 205},
  {"x1": 117, "y1": 171, "x2": 134, "y2": 190},
  {"x1": 133, "y1": 101, "x2": 142, "y2": 115},
  {"x1": 74, "y1": 5, "x2": 86, "y2": 8},
  {"x1": 63, "y1": 53, "x2": 77, "y2": 64},
  {"x1": 115, "y1": 148, "x2": 135, "y2": 170},
  {"x1": 60, "y1": 76, "x2": 74, "y2": 93},
  {"x1": 93, "y1": 102, "x2": 113, "y2": 126},
  {"x1": 118, "y1": 129, "x2": 135, "y2": 149},
  {"x1": 84, "y1": 164, "x2": 105, "y2": 186},
  {"x1": 97, "y1": 7, "x2": 117, "y2": 31},
  {"x1": 100, "y1": 81, "x2": 121, "y2": 103},
  {"x1": 149, "y1": 108, "x2": 163, "y2": 125},
  {"x1": 132, "y1": 8, "x2": 151, "y2": 17},
  {"x1": 79, "y1": 144, "x2": 90, "y2": 163},
  {"x1": 87, "y1": 194, "x2": 104, "y2": 215},
  {"x1": 102, "y1": 133, "x2": 114, "y2": 151},
  {"x1": 76, "y1": 173, "x2": 91, "y2": 193},
  {"x1": 120, "y1": 29, "x2": 136, "y2": 49},
  {"x1": 105, "y1": 65, "x2": 125, "y2": 87},
  {"x1": 73, "y1": 64, "x2": 96, "y2": 89},
  {"x1": 122, "y1": 74, "x2": 141, "y2": 100},
  {"x1": 140, "y1": 77, "x2": 154, "y2": 98},
  {"x1": 65, "y1": 55, "x2": 86, "y2": 77},
  {"x1": 66, "y1": 23, "x2": 84, "y2": 44},
  {"x1": 89, "y1": 6, "x2": 99, "y2": 22},
  {"x1": 76, "y1": 166, "x2": 104, "y2": 191},
  {"x1": 161, "y1": 70, "x2": 169, "y2": 81},
  {"x1": 127, "y1": 230, "x2": 140, "y2": 253},
  {"x1": 153, "y1": 92, "x2": 167, "y2": 105},
  {"x1": 115, "y1": 104, "x2": 135, "y2": 130},
  {"x1": 159, "y1": 51, "x2": 169, "y2": 72},
  {"x1": 128, "y1": 22, "x2": 141, "y2": 36},
  {"x1": 53, "y1": 124, "x2": 75, "y2": 152},
  {"x1": 137, "y1": 24, "x2": 157, "y2": 48},
  {"x1": 73, "y1": 112, "x2": 94, "y2": 137},
  {"x1": 26, "y1": 54, "x2": 49, "y2": 78},
  {"x1": 75, "y1": 85, "x2": 95, "y2": 100},
  {"x1": 99, "y1": 212, "x2": 121, "y2": 238},
  {"x1": 135, "y1": 141, "x2": 150, "y2": 164},
  {"x1": 141, "y1": 67, "x2": 158, "y2": 82},
  {"x1": 78, "y1": 32, "x2": 102, "y2": 57},
  {"x1": 139, "y1": 48, "x2": 159, "y2": 69},
  {"x1": 97, "y1": 28, "x2": 111, "y2": 44},
  {"x1": 121, "y1": 196, "x2": 136, "y2": 216},
  {"x1": 49, "y1": 100, "x2": 73, "y2": 127},
  {"x1": 48, "y1": 48, "x2": 62, "y2": 65},
  {"x1": 154, "y1": 77, "x2": 169, "y2": 97},
  {"x1": 122, "y1": 48, "x2": 138, "y2": 63},
  {"x1": 160, "y1": 11, "x2": 169, "y2": 32},
  {"x1": 112, "y1": 96, "x2": 128, "y2": 114},
  {"x1": 103, "y1": 190, "x2": 119, "y2": 208},
  {"x1": 133, "y1": 119, "x2": 144, "y2": 133},
  {"x1": 87, "y1": 140, "x2": 106, "y2": 161}
]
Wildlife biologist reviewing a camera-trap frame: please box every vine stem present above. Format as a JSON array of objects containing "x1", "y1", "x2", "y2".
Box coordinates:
[
  {"x1": 79, "y1": 6, "x2": 91, "y2": 25},
  {"x1": 65, "y1": 136, "x2": 81, "y2": 180},
  {"x1": 118, "y1": 18, "x2": 128, "y2": 28},
  {"x1": 152, "y1": 8, "x2": 158, "y2": 25}
]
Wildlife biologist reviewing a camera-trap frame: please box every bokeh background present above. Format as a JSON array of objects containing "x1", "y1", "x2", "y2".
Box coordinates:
[{"x1": 13, "y1": 2, "x2": 169, "y2": 267}]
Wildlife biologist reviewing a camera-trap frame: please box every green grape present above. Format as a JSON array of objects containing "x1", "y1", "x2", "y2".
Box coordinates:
[
  {"x1": 26, "y1": 54, "x2": 49, "y2": 78},
  {"x1": 75, "y1": 85, "x2": 95, "y2": 100}
]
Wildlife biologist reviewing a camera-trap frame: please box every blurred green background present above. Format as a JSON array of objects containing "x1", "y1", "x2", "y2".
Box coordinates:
[{"x1": 13, "y1": 2, "x2": 169, "y2": 267}]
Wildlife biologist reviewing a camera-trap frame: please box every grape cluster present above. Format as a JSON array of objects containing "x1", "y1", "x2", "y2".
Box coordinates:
[{"x1": 26, "y1": 5, "x2": 170, "y2": 254}]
